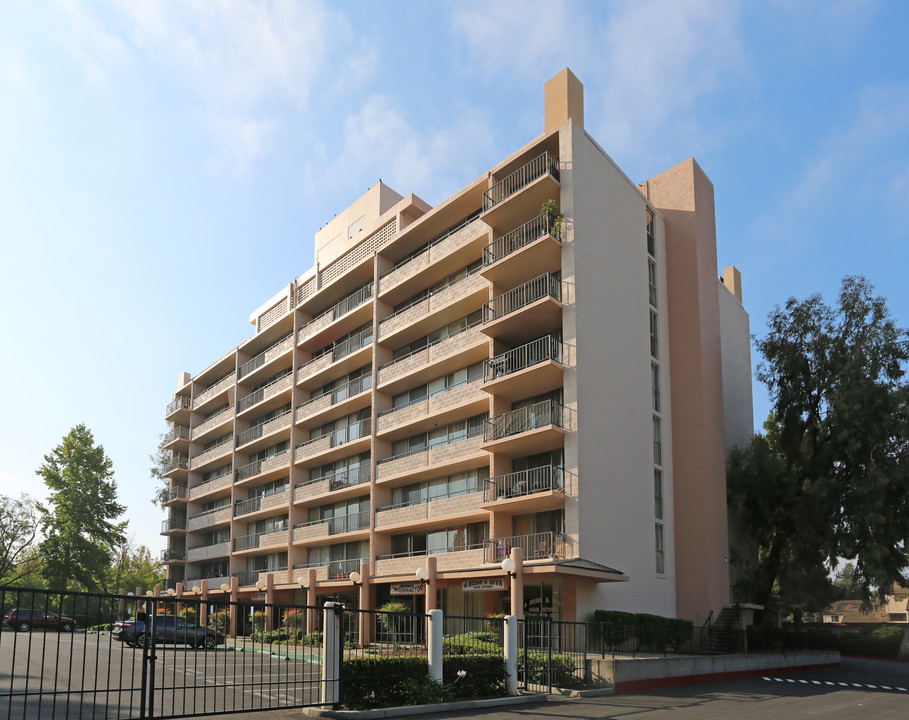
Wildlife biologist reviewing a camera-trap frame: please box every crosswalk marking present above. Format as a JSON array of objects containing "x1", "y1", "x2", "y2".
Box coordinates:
[{"x1": 763, "y1": 677, "x2": 908, "y2": 693}]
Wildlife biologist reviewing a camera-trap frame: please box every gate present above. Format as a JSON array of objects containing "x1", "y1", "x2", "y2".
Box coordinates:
[
  {"x1": 518, "y1": 616, "x2": 588, "y2": 691},
  {"x1": 0, "y1": 586, "x2": 331, "y2": 719}
]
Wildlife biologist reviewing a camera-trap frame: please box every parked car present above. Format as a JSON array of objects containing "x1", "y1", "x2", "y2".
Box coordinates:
[
  {"x1": 111, "y1": 614, "x2": 223, "y2": 649},
  {"x1": 5, "y1": 608, "x2": 77, "y2": 633}
]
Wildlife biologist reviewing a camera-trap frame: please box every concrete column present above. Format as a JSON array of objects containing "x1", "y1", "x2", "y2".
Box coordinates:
[
  {"x1": 265, "y1": 573, "x2": 275, "y2": 631},
  {"x1": 357, "y1": 562, "x2": 371, "y2": 645},
  {"x1": 510, "y1": 547, "x2": 524, "y2": 619},
  {"x1": 321, "y1": 602, "x2": 343, "y2": 706},
  {"x1": 229, "y1": 576, "x2": 239, "y2": 639},
  {"x1": 427, "y1": 609, "x2": 443, "y2": 683},
  {"x1": 175, "y1": 582, "x2": 184, "y2": 598},
  {"x1": 426, "y1": 556, "x2": 438, "y2": 611},
  {"x1": 305, "y1": 568, "x2": 317, "y2": 634},
  {"x1": 504, "y1": 615, "x2": 518, "y2": 695}
]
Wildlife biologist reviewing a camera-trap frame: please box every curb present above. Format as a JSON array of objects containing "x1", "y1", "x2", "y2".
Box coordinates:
[{"x1": 300, "y1": 693, "x2": 548, "y2": 719}]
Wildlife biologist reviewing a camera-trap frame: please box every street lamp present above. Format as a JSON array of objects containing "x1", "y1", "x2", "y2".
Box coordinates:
[
  {"x1": 348, "y1": 571, "x2": 362, "y2": 587},
  {"x1": 192, "y1": 586, "x2": 201, "y2": 594},
  {"x1": 296, "y1": 576, "x2": 307, "y2": 588},
  {"x1": 501, "y1": 557, "x2": 517, "y2": 579},
  {"x1": 415, "y1": 567, "x2": 429, "y2": 586},
  {"x1": 166, "y1": 588, "x2": 176, "y2": 596},
  {"x1": 220, "y1": 583, "x2": 230, "y2": 592},
  {"x1": 255, "y1": 580, "x2": 266, "y2": 591}
]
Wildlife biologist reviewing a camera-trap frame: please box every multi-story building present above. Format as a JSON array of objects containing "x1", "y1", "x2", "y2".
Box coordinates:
[{"x1": 159, "y1": 69, "x2": 752, "y2": 625}]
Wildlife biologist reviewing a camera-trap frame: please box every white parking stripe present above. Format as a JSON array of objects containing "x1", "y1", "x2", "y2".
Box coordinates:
[{"x1": 763, "y1": 678, "x2": 909, "y2": 693}]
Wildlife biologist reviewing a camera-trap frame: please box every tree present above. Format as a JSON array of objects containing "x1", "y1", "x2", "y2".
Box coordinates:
[
  {"x1": 36, "y1": 423, "x2": 128, "y2": 591},
  {"x1": 149, "y1": 432, "x2": 171, "y2": 508},
  {"x1": 107, "y1": 539, "x2": 165, "y2": 594},
  {"x1": 0, "y1": 494, "x2": 43, "y2": 585},
  {"x1": 832, "y1": 562, "x2": 865, "y2": 601},
  {"x1": 728, "y1": 276, "x2": 909, "y2": 612}
]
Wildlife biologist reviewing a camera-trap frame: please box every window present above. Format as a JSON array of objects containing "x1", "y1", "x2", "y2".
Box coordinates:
[
  {"x1": 649, "y1": 310, "x2": 659, "y2": 359},
  {"x1": 646, "y1": 209, "x2": 655, "y2": 258},
  {"x1": 654, "y1": 469, "x2": 663, "y2": 520},
  {"x1": 391, "y1": 468, "x2": 489, "y2": 507},
  {"x1": 390, "y1": 413, "x2": 487, "y2": 458},
  {"x1": 648, "y1": 259, "x2": 657, "y2": 308},
  {"x1": 653, "y1": 416, "x2": 662, "y2": 466},
  {"x1": 392, "y1": 310, "x2": 483, "y2": 361},
  {"x1": 651, "y1": 363, "x2": 660, "y2": 413},
  {"x1": 655, "y1": 524, "x2": 664, "y2": 574}
]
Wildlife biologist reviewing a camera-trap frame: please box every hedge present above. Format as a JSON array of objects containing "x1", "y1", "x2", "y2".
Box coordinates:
[
  {"x1": 837, "y1": 625, "x2": 904, "y2": 658},
  {"x1": 518, "y1": 652, "x2": 576, "y2": 687},
  {"x1": 592, "y1": 610, "x2": 693, "y2": 650}
]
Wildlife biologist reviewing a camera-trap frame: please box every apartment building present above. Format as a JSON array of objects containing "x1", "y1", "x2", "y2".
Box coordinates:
[{"x1": 159, "y1": 69, "x2": 753, "y2": 625}]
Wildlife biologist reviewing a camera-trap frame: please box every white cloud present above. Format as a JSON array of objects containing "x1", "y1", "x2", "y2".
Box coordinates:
[{"x1": 50, "y1": 0, "x2": 134, "y2": 90}]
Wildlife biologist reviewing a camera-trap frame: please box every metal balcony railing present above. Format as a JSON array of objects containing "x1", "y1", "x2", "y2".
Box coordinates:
[
  {"x1": 161, "y1": 518, "x2": 186, "y2": 533},
  {"x1": 234, "y1": 488, "x2": 288, "y2": 517},
  {"x1": 236, "y1": 408, "x2": 292, "y2": 447},
  {"x1": 163, "y1": 454, "x2": 189, "y2": 474},
  {"x1": 163, "y1": 426, "x2": 190, "y2": 444},
  {"x1": 329, "y1": 283, "x2": 373, "y2": 321},
  {"x1": 233, "y1": 528, "x2": 287, "y2": 552},
  {"x1": 302, "y1": 326, "x2": 374, "y2": 374},
  {"x1": 235, "y1": 448, "x2": 290, "y2": 481},
  {"x1": 237, "y1": 371, "x2": 292, "y2": 413},
  {"x1": 381, "y1": 212, "x2": 481, "y2": 278},
  {"x1": 238, "y1": 332, "x2": 294, "y2": 379},
  {"x1": 164, "y1": 486, "x2": 187, "y2": 503},
  {"x1": 295, "y1": 511, "x2": 370, "y2": 536},
  {"x1": 299, "y1": 418, "x2": 370, "y2": 452},
  {"x1": 160, "y1": 548, "x2": 185, "y2": 562},
  {"x1": 483, "y1": 335, "x2": 564, "y2": 382},
  {"x1": 483, "y1": 530, "x2": 566, "y2": 563},
  {"x1": 165, "y1": 395, "x2": 190, "y2": 415},
  {"x1": 296, "y1": 465, "x2": 370, "y2": 493},
  {"x1": 485, "y1": 400, "x2": 565, "y2": 442},
  {"x1": 383, "y1": 263, "x2": 482, "y2": 321},
  {"x1": 377, "y1": 542, "x2": 485, "y2": 561},
  {"x1": 193, "y1": 372, "x2": 236, "y2": 408},
  {"x1": 484, "y1": 272, "x2": 561, "y2": 324},
  {"x1": 483, "y1": 212, "x2": 560, "y2": 265},
  {"x1": 294, "y1": 558, "x2": 363, "y2": 579},
  {"x1": 485, "y1": 466, "x2": 564, "y2": 502},
  {"x1": 298, "y1": 375, "x2": 371, "y2": 414},
  {"x1": 482, "y1": 151, "x2": 559, "y2": 210},
  {"x1": 235, "y1": 567, "x2": 288, "y2": 587},
  {"x1": 192, "y1": 405, "x2": 233, "y2": 439}
]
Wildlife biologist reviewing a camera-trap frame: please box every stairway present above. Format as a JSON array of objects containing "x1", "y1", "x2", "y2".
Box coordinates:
[{"x1": 708, "y1": 606, "x2": 743, "y2": 654}]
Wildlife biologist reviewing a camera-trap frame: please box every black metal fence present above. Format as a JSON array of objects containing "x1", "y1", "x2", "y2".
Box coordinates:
[{"x1": 0, "y1": 586, "x2": 327, "y2": 719}]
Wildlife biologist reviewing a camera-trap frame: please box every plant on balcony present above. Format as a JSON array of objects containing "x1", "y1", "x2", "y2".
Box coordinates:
[{"x1": 541, "y1": 199, "x2": 563, "y2": 238}]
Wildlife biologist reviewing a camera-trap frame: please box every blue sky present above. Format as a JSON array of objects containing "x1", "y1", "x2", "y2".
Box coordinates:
[{"x1": 1, "y1": 0, "x2": 907, "y2": 555}]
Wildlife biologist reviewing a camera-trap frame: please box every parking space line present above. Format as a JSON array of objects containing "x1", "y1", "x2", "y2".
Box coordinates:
[{"x1": 763, "y1": 677, "x2": 909, "y2": 693}]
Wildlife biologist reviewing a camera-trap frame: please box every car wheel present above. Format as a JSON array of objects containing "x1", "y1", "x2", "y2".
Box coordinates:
[
  {"x1": 204, "y1": 635, "x2": 217, "y2": 649},
  {"x1": 135, "y1": 633, "x2": 150, "y2": 648},
  {"x1": 16, "y1": 622, "x2": 30, "y2": 633},
  {"x1": 60, "y1": 622, "x2": 74, "y2": 632}
]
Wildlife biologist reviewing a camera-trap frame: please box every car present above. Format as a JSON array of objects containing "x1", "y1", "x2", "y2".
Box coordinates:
[
  {"x1": 111, "y1": 614, "x2": 223, "y2": 649},
  {"x1": 5, "y1": 608, "x2": 77, "y2": 633}
]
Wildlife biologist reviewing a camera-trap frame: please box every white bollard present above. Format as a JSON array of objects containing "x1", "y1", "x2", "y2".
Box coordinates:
[
  {"x1": 504, "y1": 615, "x2": 518, "y2": 695},
  {"x1": 427, "y1": 609, "x2": 443, "y2": 683},
  {"x1": 321, "y1": 602, "x2": 343, "y2": 706}
]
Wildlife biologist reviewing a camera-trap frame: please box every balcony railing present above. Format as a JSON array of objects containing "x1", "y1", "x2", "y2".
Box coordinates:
[
  {"x1": 166, "y1": 396, "x2": 190, "y2": 416},
  {"x1": 235, "y1": 567, "x2": 288, "y2": 587},
  {"x1": 295, "y1": 511, "x2": 370, "y2": 537},
  {"x1": 484, "y1": 212, "x2": 560, "y2": 265},
  {"x1": 163, "y1": 426, "x2": 190, "y2": 444},
  {"x1": 484, "y1": 272, "x2": 561, "y2": 323},
  {"x1": 483, "y1": 531, "x2": 565, "y2": 563},
  {"x1": 233, "y1": 528, "x2": 288, "y2": 552},
  {"x1": 294, "y1": 558, "x2": 363, "y2": 579},
  {"x1": 236, "y1": 408, "x2": 292, "y2": 447},
  {"x1": 485, "y1": 466, "x2": 564, "y2": 502},
  {"x1": 234, "y1": 489, "x2": 289, "y2": 517},
  {"x1": 306, "y1": 283, "x2": 373, "y2": 331},
  {"x1": 383, "y1": 264, "x2": 483, "y2": 322},
  {"x1": 161, "y1": 518, "x2": 186, "y2": 533},
  {"x1": 298, "y1": 419, "x2": 370, "y2": 452},
  {"x1": 482, "y1": 151, "x2": 559, "y2": 210},
  {"x1": 186, "y1": 542, "x2": 230, "y2": 562},
  {"x1": 192, "y1": 405, "x2": 233, "y2": 439},
  {"x1": 484, "y1": 335, "x2": 564, "y2": 382},
  {"x1": 322, "y1": 326, "x2": 373, "y2": 364},
  {"x1": 190, "y1": 437, "x2": 233, "y2": 470},
  {"x1": 235, "y1": 448, "x2": 291, "y2": 481},
  {"x1": 377, "y1": 542, "x2": 485, "y2": 561},
  {"x1": 237, "y1": 371, "x2": 292, "y2": 413},
  {"x1": 163, "y1": 454, "x2": 188, "y2": 474},
  {"x1": 161, "y1": 548, "x2": 185, "y2": 562},
  {"x1": 238, "y1": 332, "x2": 294, "y2": 379},
  {"x1": 296, "y1": 465, "x2": 370, "y2": 494},
  {"x1": 193, "y1": 372, "x2": 236, "y2": 409},
  {"x1": 164, "y1": 486, "x2": 187, "y2": 503},
  {"x1": 485, "y1": 400, "x2": 565, "y2": 443},
  {"x1": 298, "y1": 375, "x2": 371, "y2": 416}
]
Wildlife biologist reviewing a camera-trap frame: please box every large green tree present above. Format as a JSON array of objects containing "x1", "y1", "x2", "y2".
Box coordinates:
[
  {"x1": 37, "y1": 424, "x2": 128, "y2": 591},
  {"x1": 728, "y1": 276, "x2": 909, "y2": 611},
  {"x1": 107, "y1": 539, "x2": 165, "y2": 594},
  {"x1": 0, "y1": 494, "x2": 43, "y2": 585},
  {"x1": 149, "y1": 431, "x2": 171, "y2": 508}
]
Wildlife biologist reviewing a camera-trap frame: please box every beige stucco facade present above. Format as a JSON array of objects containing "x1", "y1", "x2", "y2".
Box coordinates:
[{"x1": 159, "y1": 69, "x2": 752, "y2": 624}]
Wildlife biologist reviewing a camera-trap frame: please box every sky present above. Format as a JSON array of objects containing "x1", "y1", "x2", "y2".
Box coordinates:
[{"x1": 1, "y1": 0, "x2": 908, "y2": 556}]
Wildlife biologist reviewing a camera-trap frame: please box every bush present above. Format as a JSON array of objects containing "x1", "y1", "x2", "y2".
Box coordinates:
[
  {"x1": 208, "y1": 610, "x2": 229, "y2": 634},
  {"x1": 592, "y1": 610, "x2": 693, "y2": 652},
  {"x1": 443, "y1": 632, "x2": 502, "y2": 656},
  {"x1": 283, "y1": 609, "x2": 304, "y2": 638},
  {"x1": 251, "y1": 629, "x2": 291, "y2": 644},
  {"x1": 179, "y1": 607, "x2": 198, "y2": 625},
  {"x1": 302, "y1": 631, "x2": 323, "y2": 646},
  {"x1": 518, "y1": 652, "x2": 576, "y2": 687},
  {"x1": 838, "y1": 625, "x2": 904, "y2": 658}
]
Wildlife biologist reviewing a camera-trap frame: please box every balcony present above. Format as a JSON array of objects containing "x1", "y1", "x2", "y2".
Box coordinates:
[
  {"x1": 191, "y1": 405, "x2": 234, "y2": 442},
  {"x1": 184, "y1": 575, "x2": 235, "y2": 591},
  {"x1": 296, "y1": 326, "x2": 373, "y2": 389},
  {"x1": 379, "y1": 217, "x2": 487, "y2": 304},
  {"x1": 483, "y1": 466, "x2": 566, "y2": 512},
  {"x1": 482, "y1": 336, "x2": 566, "y2": 401},
  {"x1": 377, "y1": 325, "x2": 488, "y2": 395},
  {"x1": 161, "y1": 548, "x2": 185, "y2": 562},
  {"x1": 294, "y1": 466, "x2": 370, "y2": 504},
  {"x1": 161, "y1": 518, "x2": 186, "y2": 534},
  {"x1": 186, "y1": 541, "x2": 230, "y2": 563},
  {"x1": 236, "y1": 409, "x2": 292, "y2": 450},
  {"x1": 238, "y1": 332, "x2": 294, "y2": 381},
  {"x1": 163, "y1": 454, "x2": 188, "y2": 476},
  {"x1": 483, "y1": 400, "x2": 567, "y2": 457},
  {"x1": 234, "y1": 489, "x2": 290, "y2": 518},
  {"x1": 294, "y1": 558, "x2": 363, "y2": 582},
  {"x1": 376, "y1": 433, "x2": 487, "y2": 485},
  {"x1": 237, "y1": 372, "x2": 293, "y2": 415},
  {"x1": 189, "y1": 438, "x2": 233, "y2": 471},
  {"x1": 236, "y1": 568, "x2": 291, "y2": 587},
  {"x1": 165, "y1": 395, "x2": 191, "y2": 421},
  {"x1": 375, "y1": 491, "x2": 485, "y2": 530},
  {"x1": 163, "y1": 485, "x2": 187, "y2": 505},
  {"x1": 293, "y1": 511, "x2": 370, "y2": 544},
  {"x1": 295, "y1": 375, "x2": 371, "y2": 429},
  {"x1": 193, "y1": 372, "x2": 236, "y2": 413},
  {"x1": 294, "y1": 419, "x2": 371, "y2": 467},
  {"x1": 482, "y1": 273, "x2": 562, "y2": 345},
  {"x1": 235, "y1": 450, "x2": 291, "y2": 483},
  {"x1": 188, "y1": 472, "x2": 233, "y2": 501},
  {"x1": 187, "y1": 506, "x2": 231, "y2": 532},
  {"x1": 481, "y1": 213, "x2": 562, "y2": 288},
  {"x1": 481, "y1": 151, "x2": 560, "y2": 230},
  {"x1": 298, "y1": 284, "x2": 373, "y2": 350},
  {"x1": 163, "y1": 425, "x2": 190, "y2": 448},
  {"x1": 376, "y1": 380, "x2": 488, "y2": 439},
  {"x1": 374, "y1": 547, "x2": 486, "y2": 577},
  {"x1": 483, "y1": 531, "x2": 566, "y2": 564},
  {"x1": 233, "y1": 529, "x2": 290, "y2": 552},
  {"x1": 378, "y1": 271, "x2": 487, "y2": 348}
]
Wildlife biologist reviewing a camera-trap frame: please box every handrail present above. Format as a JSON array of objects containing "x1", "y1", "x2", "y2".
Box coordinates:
[
  {"x1": 163, "y1": 454, "x2": 188, "y2": 473},
  {"x1": 163, "y1": 426, "x2": 190, "y2": 444},
  {"x1": 483, "y1": 530, "x2": 565, "y2": 563},
  {"x1": 483, "y1": 335, "x2": 564, "y2": 382},
  {"x1": 189, "y1": 504, "x2": 230, "y2": 521},
  {"x1": 378, "y1": 422, "x2": 484, "y2": 464},
  {"x1": 377, "y1": 542, "x2": 485, "y2": 560},
  {"x1": 165, "y1": 396, "x2": 190, "y2": 415},
  {"x1": 378, "y1": 317, "x2": 483, "y2": 370},
  {"x1": 484, "y1": 272, "x2": 561, "y2": 323},
  {"x1": 381, "y1": 212, "x2": 482, "y2": 278},
  {"x1": 295, "y1": 511, "x2": 370, "y2": 535},
  {"x1": 484, "y1": 212, "x2": 560, "y2": 265},
  {"x1": 296, "y1": 465, "x2": 370, "y2": 491},
  {"x1": 482, "y1": 151, "x2": 559, "y2": 210},
  {"x1": 234, "y1": 527, "x2": 288, "y2": 551},
  {"x1": 377, "y1": 375, "x2": 481, "y2": 418},
  {"x1": 485, "y1": 466, "x2": 564, "y2": 501},
  {"x1": 235, "y1": 448, "x2": 291, "y2": 481},
  {"x1": 485, "y1": 400, "x2": 565, "y2": 442},
  {"x1": 299, "y1": 375, "x2": 371, "y2": 412},
  {"x1": 238, "y1": 332, "x2": 293, "y2": 379},
  {"x1": 383, "y1": 264, "x2": 482, "y2": 321},
  {"x1": 236, "y1": 407, "x2": 292, "y2": 447},
  {"x1": 377, "y1": 485, "x2": 483, "y2": 513},
  {"x1": 298, "y1": 418, "x2": 371, "y2": 449},
  {"x1": 237, "y1": 370, "x2": 292, "y2": 412},
  {"x1": 234, "y1": 488, "x2": 289, "y2": 516},
  {"x1": 305, "y1": 326, "x2": 373, "y2": 367}
]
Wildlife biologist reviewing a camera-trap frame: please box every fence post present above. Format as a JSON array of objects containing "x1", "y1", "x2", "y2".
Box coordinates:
[
  {"x1": 321, "y1": 602, "x2": 343, "y2": 706},
  {"x1": 427, "y1": 609, "x2": 443, "y2": 683},
  {"x1": 504, "y1": 615, "x2": 518, "y2": 695}
]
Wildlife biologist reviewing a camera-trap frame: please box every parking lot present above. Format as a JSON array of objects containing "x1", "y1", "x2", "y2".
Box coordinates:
[{"x1": 0, "y1": 629, "x2": 323, "y2": 719}]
